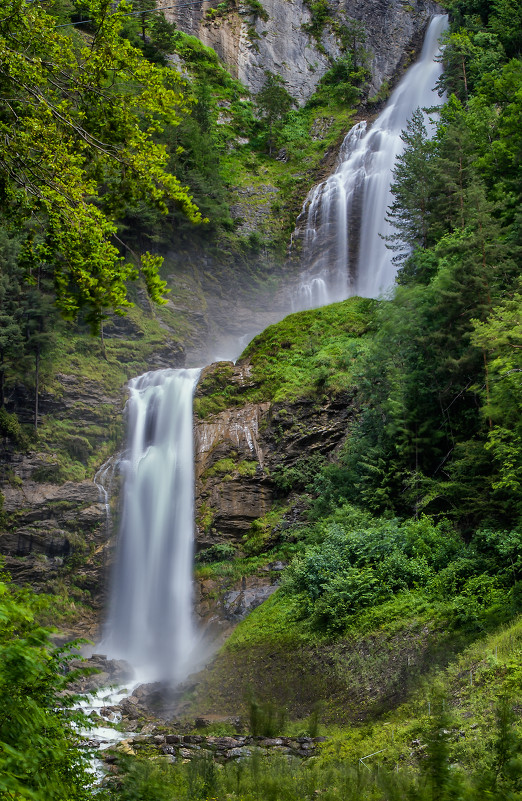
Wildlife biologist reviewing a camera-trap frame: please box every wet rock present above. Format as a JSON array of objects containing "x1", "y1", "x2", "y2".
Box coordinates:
[
  {"x1": 67, "y1": 654, "x2": 133, "y2": 693},
  {"x1": 222, "y1": 584, "x2": 278, "y2": 622},
  {"x1": 120, "y1": 698, "x2": 140, "y2": 719},
  {"x1": 206, "y1": 737, "x2": 242, "y2": 750},
  {"x1": 226, "y1": 747, "x2": 251, "y2": 759}
]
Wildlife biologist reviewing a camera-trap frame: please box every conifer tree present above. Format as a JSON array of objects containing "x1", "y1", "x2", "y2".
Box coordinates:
[{"x1": 386, "y1": 109, "x2": 436, "y2": 268}]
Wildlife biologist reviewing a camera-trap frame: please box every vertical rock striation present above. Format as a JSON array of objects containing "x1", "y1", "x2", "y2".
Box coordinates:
[{"x1": 166, "y1": 0, "x2": 440, "y2": 103}]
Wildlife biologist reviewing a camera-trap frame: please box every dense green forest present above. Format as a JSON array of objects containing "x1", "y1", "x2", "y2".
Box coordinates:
[{"x1": 0, "y1": 0, "x2": 521, "y2": 797}]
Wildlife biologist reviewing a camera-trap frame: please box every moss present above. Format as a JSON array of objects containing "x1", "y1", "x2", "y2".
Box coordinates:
[
  {"x1": 32, "y1": 455, "x2": 87, "y2": 484},
  {"x1": 197, "y1": 502, "x2": 216, "y2": 533},
  {"x1": 194, "y1": 362, "x2": 237, "y2": 419},
  {"x1": 194, "y1": 551, "x2": 291, "y2": 582},
  {"x1": 203, "y1": 458, "x2": 258, "y2": 481},
  {"x1": 195, "y1": 297, "x2": 376, "y2": 419},
  {"x1": 242, "y1": 505, "x2": 289, "y2": 555}
]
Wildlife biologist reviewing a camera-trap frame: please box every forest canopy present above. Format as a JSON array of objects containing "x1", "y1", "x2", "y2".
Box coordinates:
[{"x1": 0, "y1": 0, "x2": 203, "y2": 329}]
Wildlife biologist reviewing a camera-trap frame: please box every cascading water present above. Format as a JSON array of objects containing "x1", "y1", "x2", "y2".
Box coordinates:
[
  {"x1": 99, "y1": 17, "x2": 448, "y2": 687},
  {"x1": 101, "y1": 368, "x2": 201, "y2": 683},
  {"x1": 295, "y1": 14, "x2": 448, "y2": 308}
]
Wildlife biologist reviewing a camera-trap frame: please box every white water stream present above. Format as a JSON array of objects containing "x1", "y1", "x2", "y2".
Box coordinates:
[
  {"x1": 294, "y1": 14, "x2": 448, "y2": 308},
  {"x1": 100, "y1": 368, "x2": 201, "y2": 683}
]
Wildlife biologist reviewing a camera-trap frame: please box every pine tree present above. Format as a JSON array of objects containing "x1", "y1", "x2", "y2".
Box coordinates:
[
  {"x1": 386, "y1": 109, "x2": 437, "y2": 276},
  {"x1": 256, "y1": 72, "x2": 295, "y2": 155}
]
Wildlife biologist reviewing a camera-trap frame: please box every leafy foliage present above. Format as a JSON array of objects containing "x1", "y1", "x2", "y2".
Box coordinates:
[
  {"x1": 0, "y1": 571, "x2": 92, "y2": 799},
  {"x1": 0, "y1": 0, "x2": 203, "y2": 329}
]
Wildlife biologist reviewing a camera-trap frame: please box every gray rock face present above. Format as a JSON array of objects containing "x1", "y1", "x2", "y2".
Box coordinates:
[
  {"x1": 166, "y1": 0, "x2": 440, "y2": 103},
  {"x1": 194, "y1": 359, "x2": 355, "y2": 554}
]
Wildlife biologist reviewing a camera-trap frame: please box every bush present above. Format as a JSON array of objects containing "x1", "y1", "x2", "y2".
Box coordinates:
[
  {"x1": 196, "y1": 543, "x2": 237, "y2": 563},
  {"x1": 283, "y1": 505, "x2": 520, "y2": 635},
  {"x1": 0, "y1": 571, "x2": 93, "y2": 800},
  {"x1": 0, "y1": 406, "x2": 30, "y2": 449}
]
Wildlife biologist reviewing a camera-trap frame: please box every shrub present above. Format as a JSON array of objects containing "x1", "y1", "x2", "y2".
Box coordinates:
[{"x1": 196, "y1": 543, "x2": 237, "y2": 563}]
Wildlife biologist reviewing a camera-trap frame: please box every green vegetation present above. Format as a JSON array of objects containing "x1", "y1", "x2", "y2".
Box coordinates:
[
  {"x1": 296, "y1": 10, "x2": 522, "y2": 531},
  {"x1": 1, "y1": 0, "x2": 521, "y2": 797},
  {"x1": 242, "y1": 505, "x2": 290, "y2": 555},
  {"x1": 0, "y1": 571, "x2": 93, "y2": 799},
  {"x1": 241, "y1": 296, "x2": 375, "y2": 401},
  {"x1": 281, "y1": 504, "x2": 521, "y2": 635},
  {"x1": 194, "y1": 296, "x2": 375, "y2": 418},
  {"x1": 170, "y1": 10, "x2": 522, "y2": 798},
  {"x1": 106, "y1": 720, "x2": 522, "y2": 801},
  {"x1": 203, "y1": 457, "x2": 257, "y2": 479},
  {"x1": 0, "y1": 0, "x2": 202, "y2": 329}
]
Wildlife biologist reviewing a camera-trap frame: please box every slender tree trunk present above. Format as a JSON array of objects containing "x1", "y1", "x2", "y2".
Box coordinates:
[
  {"x1": 461, "y1": 56, "x2": 468, "y2": 104},
  {"x1": 482, "y1": 348, "x2": 492, "y2": 430},
  {"x1": 100, "y1": 323, "x2": 107, "y2": 361},
  {"x1": 34, "y1": 346, "x2": 39, "y2": 434},
  {"x1": 458, "y1": 155, "x2": 465, "y2": 229},
  {"x1": 478, "y1": 219, "x2": 492, "y2": 308}
]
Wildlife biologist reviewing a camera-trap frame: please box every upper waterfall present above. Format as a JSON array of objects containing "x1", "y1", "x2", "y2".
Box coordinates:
[
  {"x1": 294, "y1": 14, "x2": 448, "y2": 309},
  {"x1": 101, "y1": 368, "x2": 201, "y2": 683}
]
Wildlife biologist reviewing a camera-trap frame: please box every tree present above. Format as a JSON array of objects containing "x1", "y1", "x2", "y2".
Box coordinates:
[
  {"x1": 0, "y1": 228, "x2": 25, "y2": 406},
  {"x1": 0, "y1": 0, "x2": 204, "y2": 330},
  {"x1": 489, "y1": 0, "x2": 522, "y2": 58},
  {"x1": 437, "y1": 28, "x2": 476, "y2": 103},
  {"x1": 471, "y1": 283, "x2": 522, "y2": 514},
  {"x1": 386, "y1": 109, "x2": 437, "y2": 268},
  {"x1": 256, "y1": 71, "x2": 295, "y2": 155},
  {"x1": 338, "y1": 18, "x2": 368, "y2": 71}
]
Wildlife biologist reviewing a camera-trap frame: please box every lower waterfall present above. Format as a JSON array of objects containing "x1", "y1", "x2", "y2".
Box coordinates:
[
  {"x1": 101, "y1": 368, "x2": 201, "y2": 682},
  {"x1": 295, "y1": 13, "x2": 448, "y2": 308}
]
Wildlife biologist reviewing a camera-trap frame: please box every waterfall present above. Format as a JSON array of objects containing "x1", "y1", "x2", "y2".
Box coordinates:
[
  {"x1": 98, "y1": 17, "x2": 448, "y2": 686},
  {"x1": 295, "y1": 14, "x2": 448, "y2": 308},
  {"x1": 101, "y1": 368, "x2": 201, "y2": 683}
]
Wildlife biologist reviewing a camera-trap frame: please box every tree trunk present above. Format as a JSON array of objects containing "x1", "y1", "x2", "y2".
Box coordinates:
[{"x1": 34, "y1": 346, "x2": 39, "y2": 434}]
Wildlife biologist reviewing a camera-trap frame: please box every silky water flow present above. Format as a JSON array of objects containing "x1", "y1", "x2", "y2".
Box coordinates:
[
  {"x1": 101, "y1": 368, "x2": 201, "y2": 683},
  {"x1": 295, "y1": 14, "x2": 448, "y2": 308}
]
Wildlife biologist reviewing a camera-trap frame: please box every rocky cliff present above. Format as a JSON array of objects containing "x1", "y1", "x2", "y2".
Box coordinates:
[
  {"x1": 167, "y1": 0, "x2": 440, "y2": 103},
  {"x1": 0, "y1": 311, "x2": 186, "y2": 635},
  {"x1": 194, "y1": 360, "x2": 355, "y2": 555},
  {"x1": 189, "y1": 291, "x2": 375, "y2": 633}
]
